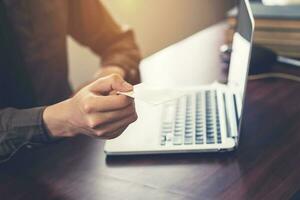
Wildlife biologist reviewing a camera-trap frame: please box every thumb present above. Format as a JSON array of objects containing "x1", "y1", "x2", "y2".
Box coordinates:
[{"x1": 89, "y1": 74, "x2": 133, "y2": 94}]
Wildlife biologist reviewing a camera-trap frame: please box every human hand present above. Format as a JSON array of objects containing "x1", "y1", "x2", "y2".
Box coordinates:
[
  {"x1": 73, "y1": 66, "x2": 126, "y2": 95},
  {"x1": 43, "y1": 74, "x2": 137, "y2": 139}
]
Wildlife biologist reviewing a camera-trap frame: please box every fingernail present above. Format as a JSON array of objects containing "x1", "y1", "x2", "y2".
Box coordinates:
[{"x1": 122, "y1": 81, "x2": 133, "y2": 90}]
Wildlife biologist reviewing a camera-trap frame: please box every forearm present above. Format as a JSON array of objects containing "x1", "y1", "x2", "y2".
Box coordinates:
[
  {"x1": 42, "y1": 99, "x2": 76, "y2": 138},
  {"x1": 68, "y1": 0, "x2": 141, "y2": 84},
  {"x1": 100, "y1": 29, "x2": 141, "y2": 84}
]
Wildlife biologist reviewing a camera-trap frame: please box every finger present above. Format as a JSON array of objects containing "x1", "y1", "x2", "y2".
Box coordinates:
[
  {"x1": 89, "y1": 74, "x2": 133, "y2": 94},
  {"x1": 87, "y1": 103, "x2": 135, "y2": 127},
  {"x1": 94, "y1": 112, "x2": 138, "y2": 137},
  {"x1": 109, "y1": 90, "x2": 118, "y2": 95},
  {"x1": 83, "y1": 94, "x2": 133, "y2": 113},
  {"x1": 102, "y1": 125, "x2": 129, "y2": 140},
  {"x1": 90, "y1": 125, "x2": 128, "y2": 140}
]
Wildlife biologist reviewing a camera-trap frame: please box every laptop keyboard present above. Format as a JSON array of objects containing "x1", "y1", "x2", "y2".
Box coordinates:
[{"x1": 160, "y1": 90, "x2": 222, "y2": 146}]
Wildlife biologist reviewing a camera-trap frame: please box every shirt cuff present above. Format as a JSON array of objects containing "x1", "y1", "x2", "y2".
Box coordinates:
[{"x1": 4, "y1": 106, "x2": 57, "y2": 144}]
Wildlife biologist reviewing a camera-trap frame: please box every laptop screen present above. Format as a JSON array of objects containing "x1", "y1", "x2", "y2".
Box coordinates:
[{"x1": 227, "y1": 0, "x2": 254, "y2": 123}]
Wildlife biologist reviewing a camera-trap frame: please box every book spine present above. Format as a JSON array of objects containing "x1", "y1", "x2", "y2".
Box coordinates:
[{"x1": 227, "y1": 17, "x2": 300, "y2": 31}]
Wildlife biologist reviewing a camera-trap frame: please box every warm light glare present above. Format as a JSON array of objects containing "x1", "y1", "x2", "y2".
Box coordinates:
[{"x1": 117, "y1": 0, "x2": 140, "y2": 12}]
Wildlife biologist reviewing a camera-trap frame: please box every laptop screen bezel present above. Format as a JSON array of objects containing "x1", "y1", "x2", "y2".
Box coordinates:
[{"x1": 229, "y1": 0, "x2": 255, "y2": 144}]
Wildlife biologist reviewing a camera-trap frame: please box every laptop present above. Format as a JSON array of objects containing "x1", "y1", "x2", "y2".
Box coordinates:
[{"x1": 105, "y1": 0, "x2": 254, "y2": 155}]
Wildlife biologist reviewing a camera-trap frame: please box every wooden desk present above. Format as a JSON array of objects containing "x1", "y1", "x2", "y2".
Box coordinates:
[{"x1": 1, "y1": 24, "x2": 300, "y2": 200}]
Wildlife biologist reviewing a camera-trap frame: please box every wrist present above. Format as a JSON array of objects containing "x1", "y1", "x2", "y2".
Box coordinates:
[{"x1": 43, "y1": 100, "x2": 74, "y2": 138}]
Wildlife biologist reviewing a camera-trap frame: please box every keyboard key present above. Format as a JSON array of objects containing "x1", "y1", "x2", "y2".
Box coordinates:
[
  {"x1": 166, "y1": 134, "x2": 173, "y2": 142},
  {"x1": 162, "y1": 128, "x2": 172, "y2": 132},
  {"x1": 185, "y1": 123, "x2": 193, "y2": 127},
  {"x1": 185, "y1": 127, "x2": 193, "y2": 132},
  {"x1": 207, "y1": 139, "x2": 214, "y2": 144},
  {"x1": 196, "y1": 124, "x2": 203, "y2": 128},
  {"x1": 174, "y1": 126, "x2": 182, "y2": 131},
  {"x1": 161, "y1": 136, "x2": 166, "y2": 145},
  {"x1": 196, "y1": 129, "x2": 203, "y2": 133},
  {"x1": 175, "y1": 131, "x2": 183, "y2": 135},
  {"x1": 175, "y1": 123, "x2": 183, "y2": 127},
  {"x1": 196, "y1": 135, "x2": 203, "y2": 139},
  {"x1": 162, "y1": 131, "x2": 172, "y2": 136},
  {"x1": 195, "y1": 137, "x2": 204, "y2": 144},
  {"x1": 196, "y1": 131, "x2": 203, "y2": 136},
  {"x1": 173, "y1": 136, "x2": 183, "y2": 145},
  {"x1": 184, "y1": 137, "x2": 193, "y2": 145},
  {"x1": 196, "y1": 140, "x2": 203, "y2": 144},
  {"x1": 162, "y1": 125, "x2": 172, "y2": 129},
  {"x1": 196, "y1": 118, "x2": 203, "y2": 122},
  {"x1": 185, "y1": 133, "x2": 193, "y2": 138},
  {"x1": 160, "y1": 89, "x2": 224, "y2": 146}
]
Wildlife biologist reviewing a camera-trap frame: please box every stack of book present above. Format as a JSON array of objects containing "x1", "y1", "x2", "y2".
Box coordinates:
[{"x1": 226, "y1": 2, "x2": 300, "y2": 58}]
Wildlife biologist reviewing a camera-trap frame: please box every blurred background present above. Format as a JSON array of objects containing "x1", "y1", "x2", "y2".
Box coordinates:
[{"x1": 68, "y1": 0, "x2": 235, "y2": 88}]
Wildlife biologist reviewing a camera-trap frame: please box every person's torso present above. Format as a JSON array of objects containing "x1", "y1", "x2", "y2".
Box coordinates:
[{"x1": 2, "y1": 0, "x2": 72, "y2": 107}]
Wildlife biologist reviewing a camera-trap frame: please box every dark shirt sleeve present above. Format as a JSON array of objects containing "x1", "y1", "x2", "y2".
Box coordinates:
[
  {"x1": 0, "y1": 107, "x2": 53, "y2": 162},
  {"x1": 67, "y1": 0, "x2": 141, "y2": 84}
]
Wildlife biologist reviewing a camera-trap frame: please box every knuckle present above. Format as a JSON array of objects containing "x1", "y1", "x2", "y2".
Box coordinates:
[
  {"x1": 96, "y1": 118, "x2": 105, "y2": 125},
  {"x1": 83, "y1": 103, "x2": 93, "y2": 114},
  {"x1": 87, "y1": 118, "x2": 98, "y2": 129},
  {"x1": 82, "y1": 95, "x2": 94, "y2": 113},
  {"x1": 95, "y1": 129, "x2": 105, "y2": 137}
]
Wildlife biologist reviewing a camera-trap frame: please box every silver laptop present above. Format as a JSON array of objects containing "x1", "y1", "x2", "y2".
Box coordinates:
[{"x1": 105, "y1": 0, "x2": 254, "y2": 155}]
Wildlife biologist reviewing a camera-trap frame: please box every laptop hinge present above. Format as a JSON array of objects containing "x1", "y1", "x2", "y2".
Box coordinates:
[
  {"x1": 215, "y1": 82, "x2": 240, "y2": 142},
  {"x1": 222, "y1": 91, "x2": 239, "y2": 141}
]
